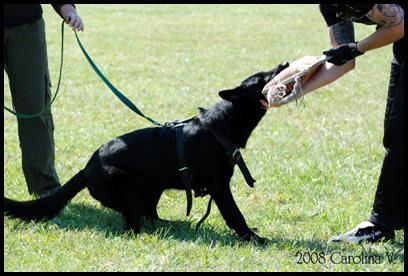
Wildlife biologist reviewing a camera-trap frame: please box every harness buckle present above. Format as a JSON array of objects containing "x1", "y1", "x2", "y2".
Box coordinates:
[
  {"x1": 231, "y1": 148, "x2": 242, "y2": 163},
  {"x1": 179, "y1": 167, "x2": 189, "y2": 172}
]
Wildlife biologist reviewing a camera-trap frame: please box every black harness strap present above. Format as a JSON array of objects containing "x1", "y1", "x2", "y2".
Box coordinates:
[
  {"x1": 175, "y1": 126, "x2": 193, "y2": 217},
  {"x1": 169, "y1": 117, "x2": 256, "y2": 231},
  {"x1": 195, "y1": 197, "x2": 213, "y2": 232},
  {"x1": 166, "y1": 118, "x2": 196, "y2": 217},
  {"x1": 206, "y1": 126, "x2": 256, "y2": 188},
  {"x1": 193, "y1": 125, "x2": 256, "y2": 231}
]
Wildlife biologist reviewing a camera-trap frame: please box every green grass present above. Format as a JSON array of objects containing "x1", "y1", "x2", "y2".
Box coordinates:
[{"x1": 4, "y1": 4, "x2": 404, "y2": 272}]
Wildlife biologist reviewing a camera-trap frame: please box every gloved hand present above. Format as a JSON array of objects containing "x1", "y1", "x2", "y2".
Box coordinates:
[{"x1": 323, "y1": 42, "x2": 364, "y2": 66}]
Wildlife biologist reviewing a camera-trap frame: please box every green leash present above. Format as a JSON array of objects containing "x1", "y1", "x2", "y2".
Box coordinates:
[
  {"x1": 5, "y1": 19, "x2": 162, "y2": 127},
  {"x1": 4, "y1": 20, "x2": 65, "y2": 119},
  {"x1": 73, "y1": 30, "x2": 163, "y2": 127}
]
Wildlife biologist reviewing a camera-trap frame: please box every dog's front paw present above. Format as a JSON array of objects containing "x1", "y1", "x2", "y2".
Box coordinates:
[
  {"x1": 251, "y1": 235, "x2": 271, "y2": 246},
  {"x1": 242, "y1": 232, "x2": 270, "y2": 246}
]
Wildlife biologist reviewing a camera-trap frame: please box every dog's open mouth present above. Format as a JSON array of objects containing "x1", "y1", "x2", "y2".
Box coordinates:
[
  {"x1": 262, "y1": 56, "x2": 328, "y2": 107},
  {"x1": 262, "y1": 76, "x2": 303, "y2": 107},
  {"x1": 263, "y1": 82, "x2": 293, "y2": 103}
]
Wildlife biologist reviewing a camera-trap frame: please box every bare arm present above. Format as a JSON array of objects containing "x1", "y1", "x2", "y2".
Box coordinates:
[
  {"x1": 358, "y1": 4, "x2": 404, "y2": 52},
  {"x1": 260, "y1": 20, "x2": 356, "y2": 108},
  {"x1": 303, "y1": 4, "x2": 404, "y2": 96},
  {"x1": 301, "y1": 21, "x2": 355, "y2": 95}
]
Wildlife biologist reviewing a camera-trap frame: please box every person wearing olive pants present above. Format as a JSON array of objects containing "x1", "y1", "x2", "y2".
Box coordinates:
[{"x1": 4, "y1": 4, "x2": 84, "y2": 197}]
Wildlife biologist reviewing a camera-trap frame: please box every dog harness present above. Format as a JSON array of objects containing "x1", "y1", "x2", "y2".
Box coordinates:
[{"x1": 165, "y1": 116, "x2": 256, "y2": 231}]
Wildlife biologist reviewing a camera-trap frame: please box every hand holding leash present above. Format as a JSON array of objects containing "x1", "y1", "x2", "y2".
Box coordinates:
[
  {"x1": 64, "y1": 15, "x2": 84, "y2": 32},
  {"x1": 60, "y1": 4, "x2": 84, "y2": 32}
]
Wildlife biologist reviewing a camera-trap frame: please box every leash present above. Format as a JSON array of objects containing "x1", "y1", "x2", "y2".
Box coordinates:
[
  {"x1": 5, "y1": 18, "x2": 162, "y2": 128},
  {"x1": 4, "y1": 20, "x2": 65, "y2": 119},
  {"x1": 73, "y1": 31, "x2": 163, "y2": 127}
]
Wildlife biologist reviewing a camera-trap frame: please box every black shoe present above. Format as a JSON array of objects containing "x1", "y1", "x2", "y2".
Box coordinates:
[
  {"x1": 33, "y1": 186, "x2": 60, "y2": 199},
  {"x1": 329, "y1": 221, "x2": 395, "y2": 244}
]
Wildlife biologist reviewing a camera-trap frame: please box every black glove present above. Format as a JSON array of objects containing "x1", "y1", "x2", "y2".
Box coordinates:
[{"x1": 323, "y1": 42, "x2": 364, "y2": 66}]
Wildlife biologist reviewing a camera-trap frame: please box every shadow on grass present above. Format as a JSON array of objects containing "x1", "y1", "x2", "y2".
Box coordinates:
[
  {"x1": 51, "y1": 202, "x2": 243, "y2": 247},
  {"x1": 39, "y1": 202, "x2": 404, "y2": 258}
]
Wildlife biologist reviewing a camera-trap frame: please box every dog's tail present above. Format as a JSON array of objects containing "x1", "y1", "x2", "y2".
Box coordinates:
[{"x1": 4, "y1": 170, "x2": 86, "y2": 221}]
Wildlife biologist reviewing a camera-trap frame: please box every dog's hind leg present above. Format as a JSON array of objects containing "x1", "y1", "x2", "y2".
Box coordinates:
[
  {"x1": 146, "y1": 190, "x2": 162, "y2": 221},
  {"x1": 89, "y1": 167, "x2": 147, "y2": 233},
  {"x1": 122, "y1": 187, "x2": 146, "y2": 233},
  {"x1": 119, "y1": 175, "x2": 151, "y2": 233},
  {"x1": 121, "y1": 174, "x2": 162, "y2": 223},
  {"x1": 123, "y1": 207, "x2": 143, "y2": 233}
]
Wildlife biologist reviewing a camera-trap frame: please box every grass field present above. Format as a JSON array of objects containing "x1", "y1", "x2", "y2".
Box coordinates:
[{"x1": 4, "y1": 4, "x2": 404, "y2": 272}]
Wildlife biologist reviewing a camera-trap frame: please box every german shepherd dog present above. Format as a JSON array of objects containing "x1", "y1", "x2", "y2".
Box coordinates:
[{"x1": 4, "y1": 62, "x2": 289, "y2": 244}]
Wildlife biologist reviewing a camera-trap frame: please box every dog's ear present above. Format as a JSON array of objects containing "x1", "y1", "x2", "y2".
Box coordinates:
[
  {"x1": 279, "y1": 61, "x2": 290, "y2": 70},
  {"x1": 218, "y1": 87, "x2": 243, "y2": 101},
  {"x1": 198, "y1": 107, "x2": 207, "y2": 113},
  {"x1": 270, "y1": 61, "x2": 289, "y2": 79}
]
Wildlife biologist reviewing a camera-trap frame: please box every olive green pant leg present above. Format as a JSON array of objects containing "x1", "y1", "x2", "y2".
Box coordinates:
[{"x1": 4, "y1": 18, "x2": 60, "y2": 195}]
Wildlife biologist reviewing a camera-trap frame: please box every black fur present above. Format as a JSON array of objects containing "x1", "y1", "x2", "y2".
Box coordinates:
[{"x1": 4, "y1": 62, "x2": 289, "y2": 243}]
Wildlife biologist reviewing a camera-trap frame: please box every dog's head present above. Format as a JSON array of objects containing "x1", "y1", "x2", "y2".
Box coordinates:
[{"x1": 218, "y1": 61, "x2": 289, "y2": 105}]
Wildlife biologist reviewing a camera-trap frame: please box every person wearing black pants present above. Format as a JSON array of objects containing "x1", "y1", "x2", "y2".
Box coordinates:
[
  {"x1": 263, "y1": 4, "x2": 404, "y2": 243},
  {"x1": 315, "y1": 4, "x2": 404, "y2": 243},
  {"x1": 369, "y1": 58, "x2": 404, "y2": 230}
]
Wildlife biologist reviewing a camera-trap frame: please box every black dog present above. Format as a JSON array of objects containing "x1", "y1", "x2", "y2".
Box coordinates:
[{"x1": 4, "y1": 62, "x2": 289, "y2": 243}]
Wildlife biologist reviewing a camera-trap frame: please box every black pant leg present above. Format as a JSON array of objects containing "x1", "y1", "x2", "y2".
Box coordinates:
[{"x1": 370, "y1": 59, "x2": 405, "y2": 230}]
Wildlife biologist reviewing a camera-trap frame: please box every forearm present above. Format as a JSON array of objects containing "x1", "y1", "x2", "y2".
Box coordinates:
[
  {"x1": 51, "y1": 4, "x2": 75, "y2": 18},
  {"x1": 357, "y1": 23, "x2": 404, "y2": 53},
  {"x1": 301, "y1": 19, "x2": 355, "y2": 95},
  {"x1": 301, "y1": 60, "x2": 354, "y2": 95},
  {"x1": 358, "y1": 4, "x2": 405, "y2": 52}
]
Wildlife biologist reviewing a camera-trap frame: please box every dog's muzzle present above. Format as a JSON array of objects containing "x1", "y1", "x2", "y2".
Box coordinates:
[{"x1": 262, "y1": 55, "x2": 327, "y2": 107}]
